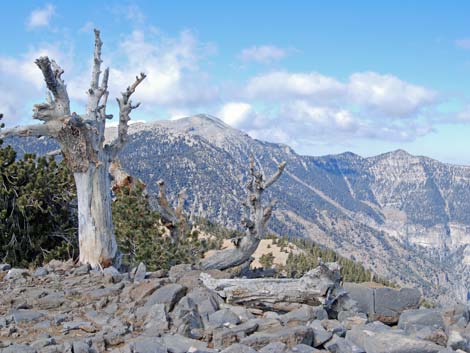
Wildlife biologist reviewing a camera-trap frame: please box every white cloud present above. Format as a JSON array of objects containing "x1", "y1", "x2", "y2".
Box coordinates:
[
  {"x1": 239, "y1": 45, "x2": 288, "y2": 64},
  {"x1": 455, "y1": 39, "x2": 470, "y2": 49},
  {"x1": 108, "y1": 29, "x2": 218, "y2": 109},
  {"x1": 218, "y1": 102, "x2": 253, "y2": 127},
  {"x1": 348, "y1": 72, "x2": 438, "y2": 117},
  {"x1": 243, "y1": 70, "x2": 437, "y2": 118},
  {"x1": 245, "y1": 71, "x2": 345, "y2": 101},
  {"x1": 27, "y1": 4, "x2": 55, "y2": 29}
]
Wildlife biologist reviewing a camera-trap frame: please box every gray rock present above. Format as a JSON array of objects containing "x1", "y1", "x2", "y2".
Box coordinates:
[
  {"x1": 0, "y1": 263, "x2": 11, "y2": 271},
  {"x1": 1, "y1": 344, "x2": 37, "y2": 353},
  {"x1": 259, "y1": 342, "x2": 288, "y2": 353},
  {"x1": 171, "y1": 296, "x2": 203, "y2": 338},
  {"x1": 62, "y1": 321, "x2": 96, "y2": 334},
  {"x1": 212, "y1": 320, "x2": 259, "y2": 348},
  {"x1": 31, "y1": 337, "x2": 56, "y2": 349},
  {"x1": 35, "y1": 293, "x2": 65, "y2": 309},
  {"x1": 312, "y1": 306, "x2": 329, "y2": 321},
  {"x1": 324, "y1": 335, "x2": 361, "y2": 353},
  {"x1": 103, "y1": 266, "x2": 122, "y2": 283},
  {"x1": 290, "y1": 344, "x2": 321, "y2": 353},
  {"x1": 278, "y1": 305, "x2": 316, "y2": 326},
  {"x1": 337, "y1": 311, "x2": 368, "y2": 330},
  {"x1": 208, "y1": 308, "x2": 241, "y2": 328},
  {"x1": 240, "y1": 326, "x2": 314, "y2": 349},
  {"x1": 373, "y1": 287, "x2": 421, "y2": 324},
  {"x1": 33, "y1": 267, "x2": 48, "y2": 277},
  {"x1": 71, "y1": 340, "x2": 94, "y2": 353},
  {"x1": 398, "y1": 309, "x2": 445, "y2": 333},
  {"x1": 321, "y1": 319, "x2": 347, "y2": 337},
  {"x1": 11, "y1": 309, "x2": 45, "y2": 323},
  {"x1": 220, "y1": 344, "x2": 258, "y2": 353},
  {"x1": 144, "y1": 303, "x2": 169, "y2": 336},
  {"x1": 308, "y1": 320, "x2": 333, "y2": 347},
  {"x1": 160, "y1": 334, "x2": 214, "y2": 353},
  {"x1": 145, "y1": 283, "x2": 187, "y2": 311},
  {"x1": 129, "y1": 337, "x2": 167, "y2": 353},
  {"x1": 134, "y1": 262, "x2": 147, "y2": 282},
  {"x1": 169, "y1": 264, "x2": 194, "y2": 283},
  {"x1": 222, "y1": 304, "x2": 256, "y2": 322},
  {"x1": 186, "y1": 287, "x2": 222, "y2": 317},
  {"x1": 5, "y1": 268, "x2": 30, "y2": 280},
  {"x1": 354, "y1": 330, "x2": 442, "y2": 353},
  {"x1": 345, "y1": 322, "x2": 394, "y2": 349},
  {"x1": 447, "y1": 330, "x2": 467, "y2": 351},
  {"x1": 344, "y1": 283, "x2": 421, "y2": 324},
  {"x1": 73, "y1": 264, "x2": 91, "y2": 276},
  {"x1": 414, "y1": 326, "x2": 447, "y2": 346}
]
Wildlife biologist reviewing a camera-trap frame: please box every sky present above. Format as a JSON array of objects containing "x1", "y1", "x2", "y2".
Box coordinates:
[{"x1": 2, "y1": 1, "x2": 470, "y2": 164}]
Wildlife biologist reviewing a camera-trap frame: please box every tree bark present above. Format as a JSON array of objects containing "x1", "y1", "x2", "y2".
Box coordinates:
[{"x1": 74, "y1": 158, "x2": 117, "y2": 267}]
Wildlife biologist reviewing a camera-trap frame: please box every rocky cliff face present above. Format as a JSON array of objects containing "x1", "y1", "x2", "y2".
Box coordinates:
[{"x1": 6, "y1": 114, "x2": 470, "y2": 302}]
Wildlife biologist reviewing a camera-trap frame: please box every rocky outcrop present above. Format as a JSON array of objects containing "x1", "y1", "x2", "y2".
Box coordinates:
[{"x1": 1, "y1": 262, "x2": 470, "y2": 353}]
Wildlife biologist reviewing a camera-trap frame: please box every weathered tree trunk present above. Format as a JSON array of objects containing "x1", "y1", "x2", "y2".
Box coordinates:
[
  {"x1": 200, "y1": 156, "x2": 286, "y2": 270},
  {"x1": 0, "y1": 30, "x2": 146, "y2": 268},
  {"x1": 75, "y1": 161, "x2": 117, "y2": 266},
  {"x1": 200, "y1": 263, "x2": 341, "y2": 310}
]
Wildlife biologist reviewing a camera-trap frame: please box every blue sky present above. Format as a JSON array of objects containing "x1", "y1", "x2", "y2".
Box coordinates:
[{"x1": 2, "y1": 1, "x2": 470, "y2": 163}]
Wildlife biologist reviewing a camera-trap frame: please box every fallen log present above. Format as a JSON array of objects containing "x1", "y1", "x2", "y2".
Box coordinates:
[{"x1": 200, "y1": 263, "x2": 342, "y2": 311}]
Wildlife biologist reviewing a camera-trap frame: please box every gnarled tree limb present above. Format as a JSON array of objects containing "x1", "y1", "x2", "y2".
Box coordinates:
[
  {"x1": 201, "y1": 156, "x2": 286, "y2": 270},
  {"x1": 108, "y1": 72, "x2": 146, "y2": 156},
  {"x1": 200, "y1": 263, "x2": 341, "y2": 310}
]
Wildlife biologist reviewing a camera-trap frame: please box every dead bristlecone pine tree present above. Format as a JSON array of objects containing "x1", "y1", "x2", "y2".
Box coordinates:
[
  {"x1": 0, "y1": 29, "x2": 146, "y2": 269},
  {"x1": 201, "y1": 156, "x2": 286, "y2": 270}
]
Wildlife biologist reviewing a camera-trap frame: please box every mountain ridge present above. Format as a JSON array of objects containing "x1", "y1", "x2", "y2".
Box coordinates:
[{"x1": 5, "y1": 113, "x2": 470, "y2": 303}]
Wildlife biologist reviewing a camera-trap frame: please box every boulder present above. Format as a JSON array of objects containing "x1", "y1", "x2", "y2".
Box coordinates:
[
  {"x1": 144, "y1": 283, "x2": 187, "y2": 311},
  {"x1": 308, "y1": 320, "x2": 333, "y2": 347},
  {"x1": 212, "y1": 320, "x2": 259, "y2": 348},
  {"x1": 278, "y1": 305, "x2": 317, "y2": 327},
  {"x1": 5, "y1": 268, "x2": 30, "y2": 280},
  {"x1": 134, "y1": 262, "x2": 147, "y2": 282},
  {"x1": 208, "y1": 308, "x2": 241, "y2": 328},
  {"x1": 143, "y1": 303, "x2": 169, "y2": 336},
  {"x1": 398, "y1": 309, "x2": 445, "y2": 333},
  {"x1": 240, "y1": 326, "x2": 314, "y2": 349},
  {"x1": 349, "y1": 329, "x2": 441, "y2": 353},
  {"x1": 344, "y1": 283, "x2": 421, "y2": 324},
  {"x1": 373, "y1": 287, "x2": 421, "y2": 324},
  {"x1": 447, "y1": 330, "x2": 467, "y2": 351},
  {"x1": 128, "y1": 337, "x2": 167, "y2": 353},
  {"x1": 1, "y1": 344, "x2": 37, "y2": 353},
  {"x1": 259, "y1": 342, "x2": 288, "y2": 353},
  {"x1": 160, "y1": 334, "x2": 215, "y2": 353},
  {"x1": 324, "y1": 335, "x2": 362, "y2": 353},
  {"x1": 11, "y1": 309, "x2": 45, "y2": 323},
  {"x1": 0, "y1": 263, "x2": 11, "y2": 271},
  {"x1": 171, "y1": 296, "x2": 203, "y2": 338}
]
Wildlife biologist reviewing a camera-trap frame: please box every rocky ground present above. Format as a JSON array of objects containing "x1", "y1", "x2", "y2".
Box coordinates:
[{"x1": 0, "y1": 261, "x2": 469, "y2": 353}]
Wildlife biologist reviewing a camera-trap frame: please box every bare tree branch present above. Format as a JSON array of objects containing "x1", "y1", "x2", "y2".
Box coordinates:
[
  {"x1": 108, "y1": 73, "x2": 146, "y2": 155},
  {"x1": 0, "y1": 122, "x2": 61, "y2": 139},
  {"x1": 87, "y1": 29, "x2": 109, "y2": 118},
  {"x1": 34, "y1": 57, "x2": 70, "y2": 120},
  {"x1": 264, "y1": 161, "x2": 287, "y2": 189}
]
